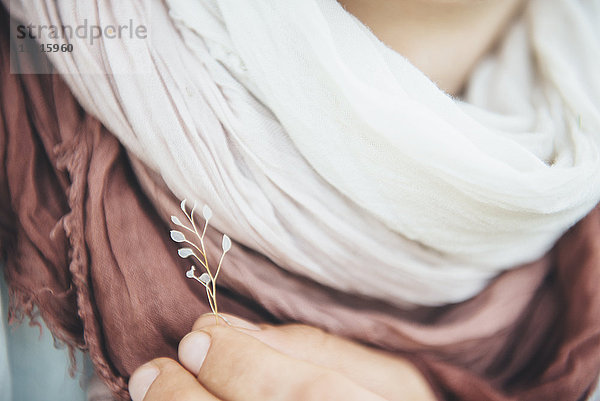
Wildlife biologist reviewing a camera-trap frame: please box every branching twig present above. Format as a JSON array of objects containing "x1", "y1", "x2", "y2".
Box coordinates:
[{"x1": 170, "y1": 200, "x2": 231, "y2": 324}]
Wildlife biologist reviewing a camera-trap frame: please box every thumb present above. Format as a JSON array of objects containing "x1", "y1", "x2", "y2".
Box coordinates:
[{"x1": 129, "y1": 358, "x2": 219, "y2": 401}]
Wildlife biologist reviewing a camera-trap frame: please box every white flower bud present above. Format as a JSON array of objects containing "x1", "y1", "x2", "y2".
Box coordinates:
[
  {"x1": 222, "y1": 234, "x2": 231, "y2": 252},
  {"x1": 202, "y1": 205, "x2": 213, "y2": 221},
  {"x1": 199, "y1": 273, "x2": 211, "y2": 284},
  {"x1": 170, "y1": 230, "x2": 185, "y2": 243},
  {"x1": 178, "y1": 248, "x2": 194, "y2": 258}
]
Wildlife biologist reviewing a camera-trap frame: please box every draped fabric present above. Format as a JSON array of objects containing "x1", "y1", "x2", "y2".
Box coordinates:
[
  {"x1": 2, "y1": 7, "x2": 600, "y2": 400},
  {"x1": 4, "y1": 0, "x2": 600, "y2": 307}
]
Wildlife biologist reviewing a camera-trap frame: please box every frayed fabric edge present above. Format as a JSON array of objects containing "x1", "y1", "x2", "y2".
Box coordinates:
[
  {"x1": 52, "y1": 122, "x2": 129, "y2": 400},
  {"x1": 3, "y1": 118, "x2": 130, "y2": 400},
  {"x1": 5, "y1": 282, "x2": 81, "y2": 377}
]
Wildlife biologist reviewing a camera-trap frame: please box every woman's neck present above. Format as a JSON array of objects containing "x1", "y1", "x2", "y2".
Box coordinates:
[{"x1": 338, "y1": 0, "x2": 526, "y2": 95}]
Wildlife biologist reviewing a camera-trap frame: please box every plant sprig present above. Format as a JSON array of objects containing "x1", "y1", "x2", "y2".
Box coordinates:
[{"x1": 170, "y1": 199, "x2": 231, "y2": 324}]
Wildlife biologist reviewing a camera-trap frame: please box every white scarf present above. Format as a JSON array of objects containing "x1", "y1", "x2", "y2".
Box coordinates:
[{"x1": 7, "y1": 0, "x2": 600, "y2": 306}]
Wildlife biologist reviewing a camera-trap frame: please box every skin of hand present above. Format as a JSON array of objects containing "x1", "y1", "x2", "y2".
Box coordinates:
[{"x1": 128, "y1": 314, "x2": 438, "y2": 401}]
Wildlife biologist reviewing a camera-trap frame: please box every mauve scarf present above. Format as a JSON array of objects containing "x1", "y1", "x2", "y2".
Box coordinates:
[
  {"x1": 5, "y1": 0, "x2": 600, "y2": 307},
  {"x1": 1, "y1": 9, "x2": 600, "y2": 401}
]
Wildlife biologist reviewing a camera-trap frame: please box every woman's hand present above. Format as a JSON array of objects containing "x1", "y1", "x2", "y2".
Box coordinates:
[{"x1": 128, "y1": 314, "x2": 436, "y2": 401}]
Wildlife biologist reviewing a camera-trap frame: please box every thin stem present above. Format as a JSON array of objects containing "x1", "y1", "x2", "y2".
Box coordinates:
[
  {"x1": 214, "y1": 251, "x2": 227, "y2": 282},
  {"x1": 178, "y1": 224, "x2": 197, "y2": 235},
  {"x1": 199, "y1": 236, "x2": 211, "y2": 279},
  {"x1": 182, "y1": 207, "x2": 193, "y2": 228},
  {"x1": 191, "y1": 218, "x2": 216, "y2": 313},
  {"x1": 191, "y1": 275, "x2": 213, "y2": 297},
  {"x1": 185, "y1": 202, "x2": 206, "y2": 266},
  {"x1": 190, "y1": 252, "x2": 208, "y2": 271},
  {"x1": 205, "y1": 286, "x2": 216, "y2": 315},
  {"x1": 191, "y1": 201, "x2": 198, "y2": 223},
  {"x1": 201, "y1": 219, "x2": 208, "y2": 241},
  {"x1": 183, "y1": 239, "x2": 206, "y2": 258},
  {"x1": 190, "y1": 201, "x2": 199, "y2": 235},
  {"x1": 188, "y1": 210, "x2": 212, "y2": 280},
  {"x1": 210, "y1": 256, "x2": 219, "y2": 324},
  {"x1": 194, "y1": 277, "x2": 216, "y2": 314},
  {"x1": 212, "y1": 284, "x2": 218, "y2": 315},
  {"x1": 211, "y1": 291, "x2": 219, "y2": 325},
  {"x1": 183, "y1": 206, "x2": 216, "y2": 276}
]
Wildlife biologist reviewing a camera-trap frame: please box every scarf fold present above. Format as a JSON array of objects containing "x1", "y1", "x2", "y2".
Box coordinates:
[{"x1": 4, "y1": 0, "x2": 600, "y2": 306}]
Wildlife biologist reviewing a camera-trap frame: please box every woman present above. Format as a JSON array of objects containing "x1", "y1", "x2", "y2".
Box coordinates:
[{"x1": 1, "y1": 0, "x2": 599, "y2": 400}]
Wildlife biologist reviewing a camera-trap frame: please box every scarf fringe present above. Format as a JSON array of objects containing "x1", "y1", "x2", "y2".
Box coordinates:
[
  {"x1": 6, "y1": 285, "x2": 81, "y2": 377},
  {"x1": 52, "y1": 128, "x2": 128, "y2": 399}
]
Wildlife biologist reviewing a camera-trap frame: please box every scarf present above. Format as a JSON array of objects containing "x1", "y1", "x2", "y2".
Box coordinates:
[
  {"x1": 4, "y1": 0, "x2": 600, "y2": 308},
  {"x1": 2, "y1": 11, "x2": 600, "y2": 399}
]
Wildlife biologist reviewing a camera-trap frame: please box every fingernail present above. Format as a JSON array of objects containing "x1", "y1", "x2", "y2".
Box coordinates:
[
  {"x1": 196, "y1": 313, "x2": 260, "y2": 331},
  {"x1": 178, "y1": 331, "x2": 211, "y2": 376},
  {"x1": 129, "y1": 365, "x2": 159, "y2": 401},
  {"x1": 222, "y1": 314, "x2": 261, "y2": 331}
]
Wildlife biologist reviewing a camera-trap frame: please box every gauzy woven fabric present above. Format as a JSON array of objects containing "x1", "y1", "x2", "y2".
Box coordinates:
[{"x1": 3, "y1": 0, "x2": 600, "y2": 306}]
